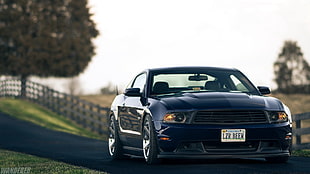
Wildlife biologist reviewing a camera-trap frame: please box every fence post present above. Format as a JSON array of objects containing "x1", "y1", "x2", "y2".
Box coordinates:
[
  {"x1": 295, "y1": 120, "x2": 301, "y2": 145},
  {"x1": 20, "y1": 76, "x2": 27, "y2": 98},
  {"x1": 76, "y1": 98, "x2": 82, "y2": 126},
  {"x1": 63, "y1": 94, "x2": 69, "y2": 118},
  {"x1": 89, "y1": 104, "x2": 94, "y2": 131},
  {"x1": 70, "y1": 96, "x2": 75, "y2": 121},
  {"x1": 55, "y1": 91, "x2": 60, "y2": 115},
  {"x1": 51, "y1": 89, "x2": 57, "y2": 112},
  {"x1": 82, "y1": 102, "x2": 87, "y2": 128},
  {"x1": 0, "y1": 80, "x2": 4, "y2": 97},
  {"x1": 97, "y1": 105, "x2": 102, "y2": 135}
]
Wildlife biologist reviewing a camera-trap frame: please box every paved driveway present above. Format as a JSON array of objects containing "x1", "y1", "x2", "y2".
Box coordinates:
[{"x1": 1, "y1": 112, "x2": 309, "y2": 174}]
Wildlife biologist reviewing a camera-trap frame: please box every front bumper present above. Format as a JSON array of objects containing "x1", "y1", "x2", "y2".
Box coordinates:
[{"x1": 154, "y1": 122, "x2": 292, "y2": 159}]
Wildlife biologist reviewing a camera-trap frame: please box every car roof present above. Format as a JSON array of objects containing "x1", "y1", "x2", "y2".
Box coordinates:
[{"x1": 145, "y1": 66, "x2": 239, "y2": 74}]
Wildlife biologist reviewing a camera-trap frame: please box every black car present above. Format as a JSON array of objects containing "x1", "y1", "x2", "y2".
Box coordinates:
[{"x1": 108, "y1": 66, "x2": 292, "y2": 164}]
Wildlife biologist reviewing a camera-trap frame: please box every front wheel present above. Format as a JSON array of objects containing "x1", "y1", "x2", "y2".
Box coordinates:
[
  {"x1": 142, "y1": 115, "x2": 160, "y2": 164},
  {"x1": 108, "y1": 115, "x2": 124, "y2": 160}
]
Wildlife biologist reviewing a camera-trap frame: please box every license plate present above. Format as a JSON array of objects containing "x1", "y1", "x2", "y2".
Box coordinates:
[{"x1": 221, "y1": 129, "x2": 246, "y2": 142}]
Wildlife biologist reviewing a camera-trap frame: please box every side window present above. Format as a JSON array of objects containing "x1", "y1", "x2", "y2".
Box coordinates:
[
  {"x1": 230, "y1": 75, "x2": 249, "y2": 92},
  {"x1": 132, "y1": 73, "x2": 147, "y2": 92}
]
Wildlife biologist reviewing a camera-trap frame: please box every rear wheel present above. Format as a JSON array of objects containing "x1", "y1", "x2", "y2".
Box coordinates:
[
  {"x1": 142, "y1": 115, "x2": 160, "y2": 164},
  {"x1": 108, "y1": 115, "x2": 124, "y2": 159},
  {"x1": 265, "y1": 156, "x2": 289, "y2": 163}
]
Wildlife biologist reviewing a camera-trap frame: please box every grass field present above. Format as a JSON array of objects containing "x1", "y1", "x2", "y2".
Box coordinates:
[
  {"x1": 0, "y1": 98, "x2": 102, "y2": 140},
  {"x1": 292, "y1": 149, "x2": 310, "y2": 157},
  {"x1": 0, "y1": 149, "x2": 106, "y2": 174},
  {"x1": 79, "y1": 94, "x2": 116, "y2": 109},
  {"x1": 272, "y1": 94, "x2": 310, "y2": 115}
]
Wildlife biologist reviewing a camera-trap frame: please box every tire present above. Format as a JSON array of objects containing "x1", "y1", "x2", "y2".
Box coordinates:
[
  {"x1": 142, "y1": 115, "x2": 161, "y2": 164},
  {"x1": 265, "y1": 156, "x2": 289, "y2": 163},
  {"x1": 108, "y1": 115, "x2": 124, "y2": 160}
]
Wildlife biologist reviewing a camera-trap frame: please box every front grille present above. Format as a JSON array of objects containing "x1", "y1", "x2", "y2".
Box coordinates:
[
  {"x1": 175, "y1": 141, "x2": 281, "y2": 154},
  {"x1": 193, "y1": 110, "x2": 267, "y2": 124},
  {"x1": 204, "y1": 141, "x2": 259, "y2": 152}
]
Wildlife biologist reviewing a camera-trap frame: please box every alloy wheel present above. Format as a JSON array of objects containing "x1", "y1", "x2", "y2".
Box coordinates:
[
  {"x1": 108, "y1": 117, "x2": 116, "y2": 156},
  {"x1": 143, "y1": 117, "x2": 151, "y2": 159}
]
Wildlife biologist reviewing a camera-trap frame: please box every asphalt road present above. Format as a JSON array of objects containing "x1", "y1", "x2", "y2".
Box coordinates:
[{"x1": 0, "y1": 112, "x2": 310, "y2": 174}]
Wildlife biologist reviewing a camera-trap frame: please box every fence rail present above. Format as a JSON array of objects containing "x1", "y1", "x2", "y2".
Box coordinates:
[
  {"x1": 1, "y1": 79, "x2": 310, "y2": 150},
  {"x1": 0, "y1": 79, "x2": 110, "y2": 135}
]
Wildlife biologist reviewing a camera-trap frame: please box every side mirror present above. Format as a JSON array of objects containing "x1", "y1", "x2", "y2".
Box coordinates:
[
  {"x1": 124, "y1": 88, "x2": 141, "y2": 97},
  {"x1": 257, "y1": 86, "x2": 271, "y2": 95}
]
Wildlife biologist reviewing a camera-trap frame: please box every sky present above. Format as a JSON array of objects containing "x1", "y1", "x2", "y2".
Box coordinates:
[{"x1": 44, "y1": 0, "x2": 310, "y2": 94}]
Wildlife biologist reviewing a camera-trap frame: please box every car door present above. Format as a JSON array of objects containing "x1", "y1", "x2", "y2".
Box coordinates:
[{"x1": 118, "y1": 73, "x2": 146, "y2": 148}]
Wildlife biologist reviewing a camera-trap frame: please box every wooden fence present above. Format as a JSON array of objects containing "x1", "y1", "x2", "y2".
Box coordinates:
[
  {"x1": 292, "y1": 112, "x2": 310, "y2": 150},
  {"x1": 1, "y1": 79, "x2": 310, "y2": 149},
  {"x1": 0, "y1": 79, "x2": 110, "y2": 135}
]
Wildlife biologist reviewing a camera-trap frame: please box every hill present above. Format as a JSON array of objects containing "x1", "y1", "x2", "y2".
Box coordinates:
[{"x1": 272, "y1": 94, "x2": 310, "y2": 115}]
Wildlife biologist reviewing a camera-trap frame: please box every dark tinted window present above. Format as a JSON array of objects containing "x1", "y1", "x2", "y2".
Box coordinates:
[{"x1": 151, "y1": 70, "x2": 258, "y2": 95}]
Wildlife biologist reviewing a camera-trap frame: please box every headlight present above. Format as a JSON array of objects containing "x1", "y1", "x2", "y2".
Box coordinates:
[
  {"x1": 267, "y1": 111, "x2": 289, "y2": 123},
  {"x1": 163, "y1": 112, "x2": 191, "y2": 123}
]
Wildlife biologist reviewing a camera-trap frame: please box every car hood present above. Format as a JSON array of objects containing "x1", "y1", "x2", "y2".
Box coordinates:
[{"x1": 153, "y1": 92, "x2": 284, "y2": 111}]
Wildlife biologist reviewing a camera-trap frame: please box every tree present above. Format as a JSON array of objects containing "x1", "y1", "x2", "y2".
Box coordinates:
[
  {"x1": 0, "y1": 0, "x2": 98, "y2": 96},
  {"x1": 100, "y1": 82, "x2": 117, "y2": 95},
  {"x1": 65, "y1": 76, "x2": 83, "y2": 95},
  {"x1": 274, "y1": 40, "x2": 310, "y2": 93}
]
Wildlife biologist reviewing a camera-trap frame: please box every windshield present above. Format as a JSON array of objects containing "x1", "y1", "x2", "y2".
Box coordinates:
[{"x1": 150, "y1": 70, "x2": 259, "y2": 96}]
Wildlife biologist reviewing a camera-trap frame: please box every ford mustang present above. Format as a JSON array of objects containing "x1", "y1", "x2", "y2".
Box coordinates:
[{"x1": 108, "y1": 66, "x2": 292, "y2": 164}]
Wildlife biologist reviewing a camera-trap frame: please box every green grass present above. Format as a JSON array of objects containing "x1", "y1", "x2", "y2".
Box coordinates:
[
  {"x1": 292, "y1": 150, "x2": 310, "y2": 157},
  {"x1": 0, "y1": 149, "x2": 106, "y2": 174},
  {"x1": 79, "y1": 94, "x2": 115, "y2": 108},
  {"x1": 0, "y1": 98, "x2": 102, "y2": 140}
]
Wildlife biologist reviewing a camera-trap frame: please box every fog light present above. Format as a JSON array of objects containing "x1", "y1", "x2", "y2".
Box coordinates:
[
  {"x1": 160, "y1": 137, "x2": 170, "y2": 141},
  {"x1": 285, "y1": 133, "x2": 292, "y2": 140}
]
